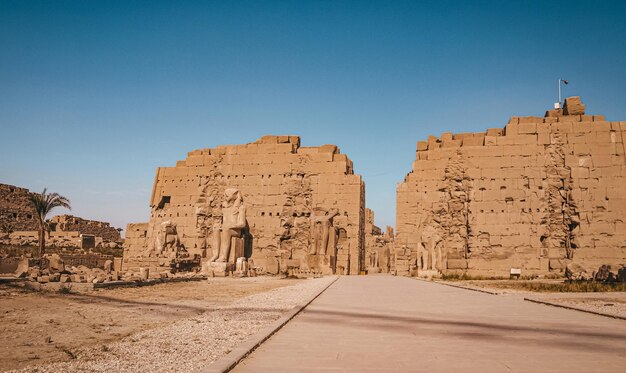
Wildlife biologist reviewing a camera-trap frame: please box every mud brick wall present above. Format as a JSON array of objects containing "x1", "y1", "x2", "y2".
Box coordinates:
[
  {"x1": 124, "y1": 135, "x2": 366, "y2": 275},
  {"x1": 397, "y1": 97, "x2": 626, "y2": 277}
]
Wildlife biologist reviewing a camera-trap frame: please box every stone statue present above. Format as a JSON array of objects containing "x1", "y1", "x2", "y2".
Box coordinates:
[
  {"x1": 310, "y1": 208, "x2": 340, "y2": 255},
  {"x1": 195, "y1": 207, "x2": 209, "y2": 256},
  {"x1": 419, "y1": 221, "x2": 443, "y2": 271},
  {"x1": 369, "y1": 249, "x2": 380, "y2": 268},
  {"x1": 154, "y1": 220, "x2": 184, "y2": 259},
  {"x1": 209, "y1": 188, "x2": 247, "y2": 262}
]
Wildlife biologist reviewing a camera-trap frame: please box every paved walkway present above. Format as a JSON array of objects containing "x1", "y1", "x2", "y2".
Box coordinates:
[{"x1": 233, "y1": 275, "x2": 626, "y2": 372}]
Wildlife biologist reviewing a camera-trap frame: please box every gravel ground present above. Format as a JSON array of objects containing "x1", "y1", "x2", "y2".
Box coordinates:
[
  {"x1": 10, "y1": 276, "x2": 335, "y2": 373},
  {"x1": 438, "y1": 280, "x2": 626, "y2": 318},
  {"x1": 529, "y1": 292, "x2": 626, "y2": 319}
]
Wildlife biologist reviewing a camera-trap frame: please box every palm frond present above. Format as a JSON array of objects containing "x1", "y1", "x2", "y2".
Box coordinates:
[{"x1": 29, "y1": 188, "x2": 72, "y2": 227}]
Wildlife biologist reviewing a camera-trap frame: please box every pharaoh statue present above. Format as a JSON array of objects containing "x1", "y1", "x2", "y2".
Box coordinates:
[
  {"x1": 209, "y1": 188, "x2": 247, "y2": 262},
  {"x1": 310, "y1": 208, "x2": 340, "y2": 255}
]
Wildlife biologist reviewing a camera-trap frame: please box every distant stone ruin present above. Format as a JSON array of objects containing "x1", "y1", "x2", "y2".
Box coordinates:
[
  {"x1": 364, "y1": 208, "x2": 394, "y2": 274},
  {"x1": 396, "y1": 96, "x2": 626, "y2": 277},
  {"x1": 49, "y1": 215, "x2": 121, "y2": 242},
  {"x1": 0, "y1": 183, "x2": 122, "y2": 248},
  {"x1": 123, "y1": 135, "x2": 366, "y2": 277},
  {"x1": 0, "y1": 183, "x2": 37, "y2": 231}
]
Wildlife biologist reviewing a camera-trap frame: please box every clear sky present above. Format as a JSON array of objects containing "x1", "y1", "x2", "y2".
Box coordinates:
[{"x1": 1, "y1": 0, "x2": 625, "y2": 233}]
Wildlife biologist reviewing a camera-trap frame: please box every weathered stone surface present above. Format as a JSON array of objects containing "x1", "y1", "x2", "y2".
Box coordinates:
[
  {"x1": 37, "y1": 275, "x2": 50, "y2": 283},
  {"x1": 396, "y1": 97, "x2": 626, "y2": 277},
  {"x1": 206, "y1": 261, "x2": 233, "y2": 277},
  {"x1": 14, "y1": 257, "x2": 29, "y2": 278},
  {"x1": 123, "y1": 135, "x2": 366, "y2": 275},
  {"x1": 563, "y1": 96, "x2": 585, "y2": 115},
  {"x1": 565, "y1": 262, "x2": 592, "y2": 281},
  {"x1": 46, "y1": 253, "x2": 65, "y2": 273},
  {"x1": 594, "y1": 264, "x2": 617, "y2": 282}
]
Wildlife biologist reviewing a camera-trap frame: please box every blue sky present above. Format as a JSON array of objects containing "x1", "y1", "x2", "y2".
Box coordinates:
[{"x1": 1, "y1": 0, "x2": 625, "y2": 232}]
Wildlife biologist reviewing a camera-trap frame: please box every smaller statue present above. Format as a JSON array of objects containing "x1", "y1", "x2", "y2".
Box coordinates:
[
  {"x1": 419, "y1": 222, "x2": 443, "y2": 271},
  {"x1": 369, "y1": 249, "x2": 380, "y2": 269},
  {"x1": 155, "y1": 220, "x2": 185, "y2": 259},
  {"x1": 195, "y1": 207, "x2": 209, "y2": 256}
]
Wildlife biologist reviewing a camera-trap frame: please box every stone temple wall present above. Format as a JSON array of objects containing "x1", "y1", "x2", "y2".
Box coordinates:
[
  {"x1": 123, "y1": 135, "x2": 366, "y2": 275},
  {"x1": 396, "y1": 97, "x2": 626, "y2": 277}
]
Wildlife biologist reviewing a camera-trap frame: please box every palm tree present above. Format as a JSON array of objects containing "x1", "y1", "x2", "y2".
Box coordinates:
[
  {"x1": 29, "y1": 188, "x2": 71, "y2": 257},
  {"x1": 0, "y1": 222, "x2": 14, "y2": 237}
]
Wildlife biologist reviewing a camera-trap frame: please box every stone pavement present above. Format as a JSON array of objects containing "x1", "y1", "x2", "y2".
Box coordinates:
[{"x1": 233, "y1": 275, "x2": 626, "y2": 372}]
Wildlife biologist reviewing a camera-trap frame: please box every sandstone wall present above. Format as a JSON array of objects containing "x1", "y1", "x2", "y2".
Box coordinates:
[
  {"x1": 0, "y1": 183, "x2": 37, "y2": 231},
  {"x1": 396, "y1": 97, "x2": 626, "y2": 277},
  {"x1": 49, "y1": 215, "x2": 121, "y2": 241},
  {"x1": 123, "y1": 135, "x2": 366, "y2": 275}
]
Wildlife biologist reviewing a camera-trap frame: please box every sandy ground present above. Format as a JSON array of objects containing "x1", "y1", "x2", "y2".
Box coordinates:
[{"x1": 0, "y1": 277, "x2": 307, "y2": 372}]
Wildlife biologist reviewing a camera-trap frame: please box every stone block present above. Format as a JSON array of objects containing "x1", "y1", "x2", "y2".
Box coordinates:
[
  {"x1": 462, "y1": 136, "x2": 484, "y2": 146},
  {"x1": 442, "y1": 139, "x2": 462, "y2": 148},
  {"x1": 563, "y1": 96, "x2": 585, "y2": 115},
  {"x1": 207, "y1": 262, "x2": 234, "y2": 277},
  {"x1": 484, "y1": 136, "x2": 498, "y2": 146},
  {"x1": 447, "y1": 259, "x2": 468, "y2": 269},
  {"x1": 486, "y1": 128, "x2": 503, "y2": 136},
  {"x1": 37, "y1": 275, "x2": 50, "y2": 283}
]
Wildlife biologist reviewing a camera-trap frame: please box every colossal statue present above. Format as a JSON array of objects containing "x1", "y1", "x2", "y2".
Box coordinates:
[
  {"x1": 310, "y1": 207, "x2": 340, "y2": 255},
  {"x1": 209, "y1": 188, "x2": 247, "y2": 262}
]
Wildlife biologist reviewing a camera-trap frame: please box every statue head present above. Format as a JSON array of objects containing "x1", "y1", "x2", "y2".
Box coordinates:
[{"x1": 223, "y1": 188, "x2": 243, "y2": 207}]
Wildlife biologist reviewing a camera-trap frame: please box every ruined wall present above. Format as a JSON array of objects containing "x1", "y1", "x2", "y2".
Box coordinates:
[
  {"x1": 364, "y1": 208, "x2": 394, "y2": 273},
  {"x1": 49, "y1": 215, "x2": 121, "y2": 241},
  {"x1": 0, "y1": 183, "x2": 37, "y2": 231},
  {"x1": 123, "y1": 135, "x2": 366, "y2": 275},
  {"x1": 397, "y1": 97, "x2": 626, "y2": 277},
  {"x1": 0, "y1": 183, "x2": 122, "y2": 247}
]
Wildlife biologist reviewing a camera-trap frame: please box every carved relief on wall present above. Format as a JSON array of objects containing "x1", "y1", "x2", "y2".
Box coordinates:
[
  {"x1": 278, "y1": 172, "x2": 313, "y2": 260},
  {"x1": 194, "y1": 185, "x2": 248, "y2": 264}
]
